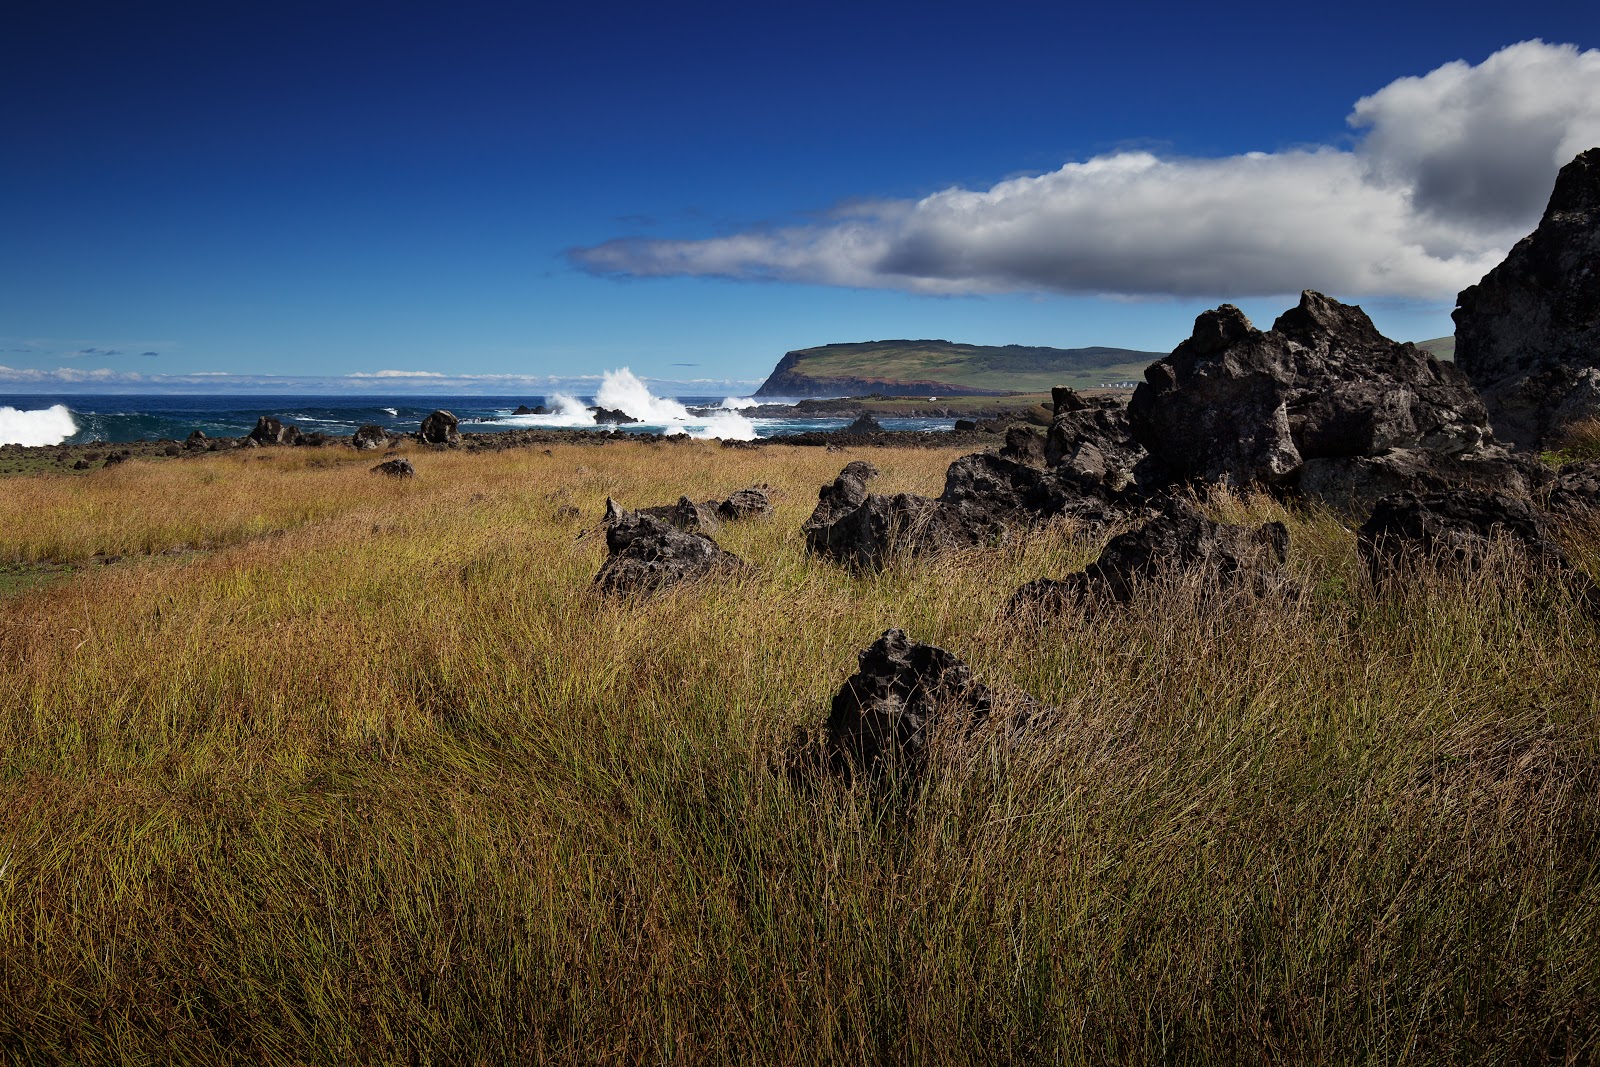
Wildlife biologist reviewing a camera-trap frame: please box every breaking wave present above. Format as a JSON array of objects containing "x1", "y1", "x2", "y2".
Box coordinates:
[
  {"x1": 0, "y1": 404, "x2": 77, "y2": 446},
  {"x1": 493, "y1": 393, "x2": 601, "y2": 429},
  {"x1": 595, "y1": 368, "x2": 757, "y2": 440}
]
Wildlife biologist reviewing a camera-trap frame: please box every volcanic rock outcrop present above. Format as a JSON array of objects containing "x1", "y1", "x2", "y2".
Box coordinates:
[
  {"x1": 1127, "y1": 291, "x2": 1494, "y2": 500},
  {"x1": 606, "y1": 486, "x2": 775, "y2": 532},
  {"x1": 605, "y1": 495, "x2": 715, "y2": 531},
  {"x1": 1045, "y1": 387, "x2": 1162, "y2": 496},
  {"x1": 1297, "y1": 449, "x2": 1547, "y2": 515},
  {"x1": 591, "y1": 406, "x2": 640, "y2": 425},
  {"x1": 248, "y1": 416, "x2": 300, "y2": 446},
  {"x1": 1543, "y1": 460, "x2": 1600, "y2": 518},
  {"x1": 998, "y1": 426, "x2": 1046, "y2": 467},
  {"x1": 1007, "y1": 498, "x2": 1290, "y2": 615},
  {"x1": 352, "y1": 424, "x2": 390, "y2": 450},
  {"x1": 809, "y1": 628, "x2": 1052, "y2": 783},
  {"x1": 594, "y1": 505, "x2": 747, "y2": 594},
  {"x1": 715, "y1": 486, "x2": 775, "y2": 520},
  {"x1": 803, "y1": 483, "x2": 977, "y2": 572},
  {"x1": 803, "y1": 393, "x2": 1151, "y2": 570},
  {"x1": 1454, "y1": 148, "x2": 1600, "y2": 449},
  {"x1": 938, "y1": 450, "x2": 1132, "y2": 538},
  {"x1": 418, "y1": 410, "x2": 460, "y2": 444},
  {"x1": 1357, "y1": 490, "x2": 1577, "y2": 583},
  {"x1": 370, "y1": 458, "x2": 416, "y2": 478}
]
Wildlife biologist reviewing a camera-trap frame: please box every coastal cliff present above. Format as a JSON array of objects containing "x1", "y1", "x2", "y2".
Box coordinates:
[{"x1": 753, "y1": 339, "x2": 1161, "y2": 397}]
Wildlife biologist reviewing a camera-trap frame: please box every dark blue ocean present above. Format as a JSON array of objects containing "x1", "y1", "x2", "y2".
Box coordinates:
[{"x1": 0, "y1": 393, "x2": 957, "y2": 445}]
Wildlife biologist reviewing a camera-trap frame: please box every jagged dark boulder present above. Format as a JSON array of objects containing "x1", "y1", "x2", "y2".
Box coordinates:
[
  {"x1": 1454, "y1": 148, "x2": 1600, "y2": 449},
  {"x1": 184, "y1": 430, "x2": 208, "y2": 451},
  {"x1": 594, "y1": 506, "x2": 747, "y2": 594},
  {"x1": 803, "y1": 462, "x2": 880, "y2": 538},
  {"x1": 998, "y1": 426, "x2": 1046, "y2": 467},
  {"x1": 1357, "y1": 490, "x2": 1576, "y2": 581},
  {"x1": 418, "y1": 410, "x2": 460, "y2": 444},
  {"x1": 370, "y1": 458, "x2": 416, "y2": 478},
  {"x1": 1045, "y1": 388, "x2": 1157, "y2": 495},
  {"x1": 716, "y1": 486, "x2": 775, "y2": 520},
  {"x1": 1129, "y1": 291, "x2": 1492, "y2": 490},
  {"x1": 662, "y1": 495, "x2": 719, "y2": 531},
  {"x1": 605, "y1": 494, "x2": 720, "y2": 531},
  {"x1": 1008, "y1": 499, "x2": 1290, "y2": 615},
  {"x1": 248, "y1": 416, "x2": 297, "y2": 445},
  {"x1": 1544, "y1": 460, "x2": 1600, "y2": 518},
  {"x1": 352, "y1": 424, "x2": 389, "y2": 450},
  {"x1": 513, "y1": 403, "x2": 550, "y2": 416},
  {"x1": 1298, "y1": 449, "x2": 1547, "y2": 514},
  {"x1": 804, "y1": 489, "x2": 978, "y2": 572},
  {"x1": 592, "y1": 406, "x2": 640, "y2": 425},
  {"x1": 804, "y1": 441, "x2": 1141, "y2": 571},
  {"x1": 939, "y1": 452, "x2": 1130, "y2": 535},
  {"x1": 809, "y1": 628, "x2": 1051, "y2": 782},
  {"x1": 802, "y1": 454, "x2": 1070, "y2": 571},
  {"x1": 845, "y1": 412, "x2": 884, "y2": 434}
]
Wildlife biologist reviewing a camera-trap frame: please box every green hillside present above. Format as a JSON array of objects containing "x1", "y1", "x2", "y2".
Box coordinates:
[
  {"x1": 1415, "y1": 335, "x2": 1456, "y2": 361},
  {"x1": 754, "y1": 339, "x2": 1162, "y2": 397}
]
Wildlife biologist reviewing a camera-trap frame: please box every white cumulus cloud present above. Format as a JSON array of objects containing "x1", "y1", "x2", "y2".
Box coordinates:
[{"x1": 571, "y1": 40, "x2": 1600, "y2": 301}]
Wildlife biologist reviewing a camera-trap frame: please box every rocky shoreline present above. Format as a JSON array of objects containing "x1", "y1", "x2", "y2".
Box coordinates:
[
  {"x1": 0, "y1": 420, "x2": 1010, "y2": 475},
  {"x1": 0, "y1": 393, "x2": 1061, "y2": 476}
]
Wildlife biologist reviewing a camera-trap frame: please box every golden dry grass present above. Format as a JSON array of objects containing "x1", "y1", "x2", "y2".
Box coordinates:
[
  {"x1": 0, "y1": 440, "x2": 1596, "y2": 1064},
  {"x1": 1552, "y1": 417, "x2": 1600, "y2": 464}
]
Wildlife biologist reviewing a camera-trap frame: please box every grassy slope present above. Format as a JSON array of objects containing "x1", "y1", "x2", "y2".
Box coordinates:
[
  {"x1": 773, "y1": 334, "x2": 1456, "y2": 398},
  {"x1": 1415, "y1": 335, "x2": 1456, "y2": 361},
  {"x1": 773, "y1": 340, "x2": 1159, "y2": 393},
  {"x1": 1, "y1": 443, "x2": 1598, "y2": 1063}
]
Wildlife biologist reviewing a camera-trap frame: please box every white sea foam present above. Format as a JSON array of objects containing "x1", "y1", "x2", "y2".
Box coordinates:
[
  {"x1": 596, "y1": 368, "x2": 694, "y2": 423},
  {"x1": 596, "y1": 368, "x2": 757, "y2": 440},
  {"x1": 719, "y1": 395, "x2": 760, "y2": 410},
  {"x1": 382, "y1": 407, "x2": 399, "y2": 416},
  {"x1": 490, "y1": 393, "x2": 599, "y2": 429},
  {"x1": 692, "y1": 410, "x2": 760, "y2": 440},
  {"x1": 0, "y1": 404, "x2": 77, "y2": 446}
]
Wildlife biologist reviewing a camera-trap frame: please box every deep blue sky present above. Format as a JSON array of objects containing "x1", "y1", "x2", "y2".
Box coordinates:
[{"x1": 3, "y1": 0, "x2": 1596, "y2": 391}]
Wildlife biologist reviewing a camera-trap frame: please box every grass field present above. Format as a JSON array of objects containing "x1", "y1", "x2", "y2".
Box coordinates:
[{"x1": 1, "y1": 440, "x2": 1597, "y2": 1063}]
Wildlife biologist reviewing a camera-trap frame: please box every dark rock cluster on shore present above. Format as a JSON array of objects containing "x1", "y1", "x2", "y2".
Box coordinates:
[
  {"x1": 802, "y1": 148, "x2": 1600, "y2": 783},
  {"x1": 1128, "y1": 291, "x2": 1508, "y2": 504}
]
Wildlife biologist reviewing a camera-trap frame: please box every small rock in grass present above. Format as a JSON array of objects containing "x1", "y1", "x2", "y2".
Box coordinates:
[
  {"x1": 370, "y1": 458, "x2": 416, "y2": 478},
  {"x1": 594, "y1": 504, "x2": 747, "y2": 594},
  {"x1": 803, "y1": 628, "x2": 1053, "y2": 784}
]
